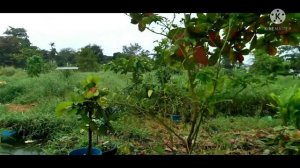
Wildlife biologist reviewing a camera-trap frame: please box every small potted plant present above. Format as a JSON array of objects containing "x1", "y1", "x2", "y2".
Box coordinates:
[{"x1": 56, "y1": 75, "x2": 111, "y2": 155}]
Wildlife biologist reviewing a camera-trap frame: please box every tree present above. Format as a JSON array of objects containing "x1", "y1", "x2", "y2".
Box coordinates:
[
  {"x1": 279, "y1": 45, "x2": 300, "y2": 71},
  {"x1": 44, "y1": 42, "x2": 57, "y2": 63},
  {"x1": 13, "y1": 46, "x2": 43, "y2": 68},
  {"x1": 111, "y1": 43, "x2": 150, "y2": 61},
  {"x1": 0, "y1": 36, "x2": 16, "y2": 66},
  {"x1": 128, "y1": 13, "x2": 300, "y2": 154},
  {"x1": 0, "y1": 26, "x2": 32, "y2": 67},
  {"x1": 76, "y1": 47, "x2": 99, "y2": 72},
  {"x1": 153, "y1": 38, "x2": 172, "y2": 67},
  {"x1": 4, "y1": 26, "x2": 29, "y2": 38},
  {"x1": 4, "y1": 26, "x2": 30, "y2": 48},
  {"x1": 56, "y1": 75, "x2": 110, "y2": 155},
  {"x1": 122, "y1": 43, "x2": 150, "y2": 57},
  {"x1": 112, "y1": 52, "x2": 123, "y2": 60},
  {"x1": 83, "y1": 44, "x2": 104, "y2": 64},
  {"x1": 56, "y1": 48, "x2": 76, "y2": 66},
  {"x1": 250, "y1": 49, "x2": 288, "y2": 75},
  {"x1": 111, "y1": 52, "x2": 131, "y2": 60}
]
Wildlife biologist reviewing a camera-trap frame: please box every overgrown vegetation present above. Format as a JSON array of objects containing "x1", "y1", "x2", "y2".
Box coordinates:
[{"x1": 1, "y1": 13, "x2": 300, "y2": 155}]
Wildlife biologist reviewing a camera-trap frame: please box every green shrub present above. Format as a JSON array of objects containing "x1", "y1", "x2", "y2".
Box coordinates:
[
  {"x1": 212, "y1": 69, "x2": 276, "y2": 116},
  {"x1": 12, "y1": 72, "x2": 76, "y2": 104},
  {"x1": 250, "y1": 49, "x2": 289, "y2": 76},
  {"x1": 0, "y1": 84, "x2": 24, "y2": 103},
  {"x1": 43, "y1": 61, "x2": 57, "y2": 73},
  {"x1": 0, "y1": 66, "x2": 16, "y2": 76},
  {"x1": 0, "y1": 67, "x2": 14, "y2": 76},
  {"x1": 269, "y1": 87, "x2": 300, "y2": 129},
  {"x1": 0, "y1": 113, "x2": 76, "y2": 141},
  {"x1": 260, "y1": 126, "x2": 300, "y2": 155},
  {"x1": 26, "y1": 55, "x2": 44, "y2": 77}
]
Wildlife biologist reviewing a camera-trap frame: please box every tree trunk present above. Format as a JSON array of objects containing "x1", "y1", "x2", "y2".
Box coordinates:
[{"x1": 186, "y1": 69, "x2": 201, "y2": 154}]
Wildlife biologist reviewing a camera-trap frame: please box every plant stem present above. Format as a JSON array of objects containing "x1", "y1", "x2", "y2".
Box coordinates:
[
  {"x1": 185, "y1": 15, "x2": 233, "y2": 154},
  {"x1": 212, "y1": 18, "x2": 233, "y2": 96},
  {"x1": 186, "y1": 69, "x2": 201, "y2": 154},
  {"x1": 87, "y1": 109, "x2": 93, "y2": 155}
]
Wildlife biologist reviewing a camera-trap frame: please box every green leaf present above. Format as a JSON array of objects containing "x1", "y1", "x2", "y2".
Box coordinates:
[
  {"x1": 167, "y1": 28, "x2": 185, "y2": 41},
  {"x1": 138, "y1": 22, "x2": 146, "y2": 32},
  {"x1": 207, "y1": 106, "x2": 215, "y2": 116},
  {"x1": 141, "y1": 17, "x2": 153, "y2": 25},
  {"x1": 197, "y1": 23, "x2": 211, "y2": 32},
  {"x1": 241, "y1": 49, "x2": 250, "y2": 55},
  {"x1": 286, "y1": 13, "x2": 300, "y2": 20},
  {"x1": 206, "y1": 13, "x2": 218, "y2": 22},
  {"x1": 287, "y1": 34, "x2": 300, "y2": 46},
  {"x1": 243, "y1": 13, "x2": 260, "y2": 24},
  {"x1": 228, "y1": 49, "x2": 235, "y2": 63},
  {"x1": 147, "y1": 89, "x2": 153, "y2": 98},
  {"x1": 153, "y1": 144, "x2": 165, "y2": 154},
  {"x1": 274, "y1": 126, "x2": 285, "y2": 131},
  {"x1": 99, "y1": 97, "x2": 108, "y2": 108},
  {"x1": 100, "y1": 88, "x2": 109, "y2": 96},
  {"x1": 130, "y1": 13, "x2": 143, "y2": 22},
  {"x1": 270, "y1": 93, "x2": 282, "y2": 107},
  {"x1": 89, "y1": 121, "x2": 100, "y2": 133},
  {"x1": 85, "y1": 91, "x2": 94, "y2": 99},
  {"x1": 83, "y1": 75, "x2": 99, "y2": 89},
  {"x1": 97, "y1": 124, "x2": 107, "y2": 135},
  {"x1": 130, "y1": 19, "x2": 139, "y2": 24},
  {"x1": 196, "y1": 69, "x2": 214, "y2": 83},
  {"x1": 257, "y1": 28, "x2": 267, "y2": 34},
  {"x1": 197, "y1": 13, "x2": 207, "y2": 21},
  {"x1": 55, "y1": 101, "x2": 73, "y2": 117}
]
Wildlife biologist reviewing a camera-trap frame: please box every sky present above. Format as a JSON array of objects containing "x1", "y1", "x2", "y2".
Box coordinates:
[{"x1": 0, "y1": 13, "x2": 170, "y2": 56}]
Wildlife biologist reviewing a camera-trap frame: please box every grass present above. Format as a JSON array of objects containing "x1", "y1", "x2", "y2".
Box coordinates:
[{"x1": 0, "y1": 67, "x2": 298, "y2": 155}]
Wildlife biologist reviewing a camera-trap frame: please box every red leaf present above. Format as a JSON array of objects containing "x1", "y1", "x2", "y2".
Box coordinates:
[
  {"x1": 267, "y1": 45, "x2": 277, "y2": 56},
  {"x1": 229, "y1": 28, "x2": 239, "y2": 40},
  {"x1": 282, "y1": 36, "x2": 289, "y2": 45},
  {"x1": 143, "y1": 13, "x2": 154, "y2": 17},
  {"x1": 194, "y1": 45, "x2": 208, "y2": 66},
  {"x1": 236, "y1": 53, "x2": 244, "y2": 63},
  {"x1": 244, "y1": 31, "x2": 255, "y2": 42},
  {"x1": 208, "y1": 31, "x2": 222, "y2": 47},
  {"x1": 177, "y1": 47, "x2": 184, "y2": 57},
  {"x1": 89, "y1": 87, "x2": 97, "y2": 93}
]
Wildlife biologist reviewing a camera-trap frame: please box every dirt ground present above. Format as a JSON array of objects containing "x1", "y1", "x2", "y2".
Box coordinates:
[{"x1": 5, "y1": 103, "x2": 36, "y2": 113}]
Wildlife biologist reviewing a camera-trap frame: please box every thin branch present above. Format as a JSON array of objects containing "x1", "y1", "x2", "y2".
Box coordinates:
[
  {"x1": 211, "y1": 17, "x2": 233, "y2": 97},
  {"x1": 151, "y1": 114, "x2": 188, "y2": 147},
  {"x1": 146, "y1": 27, "x2": 168, "y2": 37},
  {"x1": 170, "y1": 13, "x2": 176, "y2": 27},
  {"x1": 114, "y1": 100, "x2": 187, "y2": 148}
]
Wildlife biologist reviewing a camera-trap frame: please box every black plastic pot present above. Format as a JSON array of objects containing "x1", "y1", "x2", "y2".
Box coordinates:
[{"x1": 102, "y1": 146, "x2": 118, "y2": 155}]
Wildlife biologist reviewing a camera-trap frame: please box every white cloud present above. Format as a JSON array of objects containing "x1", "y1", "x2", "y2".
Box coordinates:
[{"x1": 0, "y1": 13, "x2": 168, "y2": 56}]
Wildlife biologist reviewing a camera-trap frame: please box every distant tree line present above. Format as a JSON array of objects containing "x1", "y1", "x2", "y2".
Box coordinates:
[{"x1": 0, "y1": 26, "x2": 150, "y2": 72}]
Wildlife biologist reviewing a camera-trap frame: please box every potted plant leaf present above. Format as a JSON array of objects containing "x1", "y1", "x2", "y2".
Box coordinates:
[{"x1": 56, "y1": 75, "x2": 110, "y2": 155}]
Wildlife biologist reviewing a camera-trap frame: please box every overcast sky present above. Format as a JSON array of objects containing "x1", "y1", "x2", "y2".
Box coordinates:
[{"x1": 0, "y1": 13, "x2": 171, "y2": 56}]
